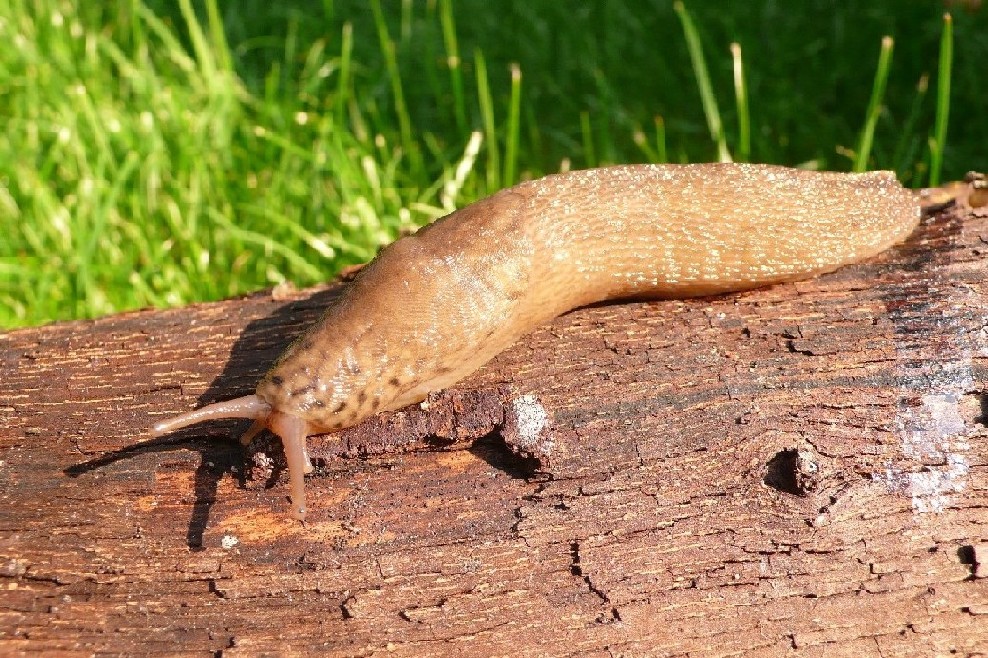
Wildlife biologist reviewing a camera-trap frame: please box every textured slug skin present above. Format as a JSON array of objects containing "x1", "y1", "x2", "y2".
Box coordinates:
[
  {"x1": 259, "y1": 163, "x2": 919, "y2": 430},
  {"x1": 153, "y1": 163, "x2": 920, "y2": 520}
]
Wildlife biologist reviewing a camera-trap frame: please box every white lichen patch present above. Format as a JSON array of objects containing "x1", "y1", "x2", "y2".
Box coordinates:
[{"x1": 509, "y1": 394, "x2": 552, "y2": 455}]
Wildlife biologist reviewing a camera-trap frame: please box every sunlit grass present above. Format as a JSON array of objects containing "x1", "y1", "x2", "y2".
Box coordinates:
[
  {"x1": 0, "y1": 0, "x2": 453, "y2": 327},
  {"x1": 1, "y1": 0, "x2": 983, "y2": 329}
]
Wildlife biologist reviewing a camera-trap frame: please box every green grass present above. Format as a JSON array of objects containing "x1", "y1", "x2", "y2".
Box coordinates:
[{"x1": 1, "y1": 0, "x2": 985, "y2": 329}]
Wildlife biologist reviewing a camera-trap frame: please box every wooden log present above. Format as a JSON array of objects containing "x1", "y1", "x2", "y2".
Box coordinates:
[{"x1": 1, "y1": 187, "x2": 987, "y2": 656}]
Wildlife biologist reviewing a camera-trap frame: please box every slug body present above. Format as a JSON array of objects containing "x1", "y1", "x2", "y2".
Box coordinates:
[{"x1": 152, "y1": 163, "x2": 920, "y2": 520}]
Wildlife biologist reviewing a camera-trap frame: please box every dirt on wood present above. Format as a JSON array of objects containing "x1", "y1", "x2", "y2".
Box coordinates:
[{"x1": 1, "y1": 184, "x2": 987, "y2": 656}]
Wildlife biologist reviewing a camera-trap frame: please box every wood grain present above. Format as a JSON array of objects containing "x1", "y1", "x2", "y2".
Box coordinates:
[{"x1": 1, "y1": 192, "x2": 986, "y2": 656}]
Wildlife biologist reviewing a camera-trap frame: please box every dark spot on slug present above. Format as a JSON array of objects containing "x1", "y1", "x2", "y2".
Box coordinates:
[
  {"x1": 333, "y1": 401, "x2": 347, "y2": 414},
  {"x1": 311, "y1": 400, "x2": 326, "y2": 408},
  {"x1": 270, "y1": 375, "x2": 283, "y2": 386},
  {"x1": 388, "y1": 377, "x2": 401, "y2": 387},
  {"x1": 291, "y1": 385, "x2": 314, "y2": 397},
  {"x1": 371, "y1": 397, "x2": 381, "y2": 411},
  {"x1": 299, "y1": 338, "x2": 315, "y2": 351},
  {"x1": 436, "y1": 366, "x2": 453, "y2": 375},
  {"x1": 358, "y1": 391, "x2": 368, "y2": 404}
]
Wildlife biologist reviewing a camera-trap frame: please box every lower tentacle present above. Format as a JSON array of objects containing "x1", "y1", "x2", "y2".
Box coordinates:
[
  {"x1": 241, "y1": 418, "x2": 313, "y2": 473},
  {"x1": 268, "y1": 411, "x2": 312, "y2": 522}
]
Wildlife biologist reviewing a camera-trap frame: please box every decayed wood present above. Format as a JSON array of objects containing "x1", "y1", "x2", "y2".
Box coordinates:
[{"x1": 1, "y1": 190, "x2": 987, "y2": 657}]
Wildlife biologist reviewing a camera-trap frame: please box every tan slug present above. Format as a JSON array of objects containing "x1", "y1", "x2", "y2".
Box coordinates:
[{"x1": 152, "y1": 163, "x2": 921, "y2": 521}]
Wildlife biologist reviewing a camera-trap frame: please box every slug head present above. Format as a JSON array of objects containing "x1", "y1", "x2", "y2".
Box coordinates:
[
  {"x1": 256, "y1": 187, "x2": 534, "y2": 434},
  {"x1": 151, "y1": 394, "x2": 313, "y2": 521}
]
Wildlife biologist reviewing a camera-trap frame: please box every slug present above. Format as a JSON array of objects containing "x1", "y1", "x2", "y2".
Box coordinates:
[{"x1": 152, "y1": 163, "x2": 920, "y2": 521}]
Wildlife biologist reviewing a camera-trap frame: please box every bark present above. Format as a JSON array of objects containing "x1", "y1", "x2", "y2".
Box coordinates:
[{"x1": 1, "y1": 188, "x2": 987, "y2": 657}]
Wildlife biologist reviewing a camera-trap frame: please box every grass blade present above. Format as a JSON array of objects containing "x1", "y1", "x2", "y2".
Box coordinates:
[
  {"x1": 730, "y1": 42, "x2": 750, "y2": 162},
  {"x1": 928, "y1": 12, "x2": 953, "y2": 187},
  {"x1": 177, "y1": 0, "x2": 215, "y2": 79},
  {"x1": 474, "y1": 50, "x2": 500, "y2": 190},
  {"x1": 674, "y1": 0, "x2": 730, "y2": 162},
  {"x1": 853, "y1": 36, "x2": 894, "y2": 172},
  {"x1": 440, "y1": 0, "x2": 467, "y2": 135},
  {"x1": 504, "y1": 63, "x2": 522, "y2": 186},
  {"x1": 335, "y1": 22, "x2": 353, "y2": 127}
]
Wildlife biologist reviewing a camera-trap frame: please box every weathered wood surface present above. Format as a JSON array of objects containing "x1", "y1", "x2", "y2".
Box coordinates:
[{"x1": 1, "y1": 192, "x2": 987, "y2": 656}]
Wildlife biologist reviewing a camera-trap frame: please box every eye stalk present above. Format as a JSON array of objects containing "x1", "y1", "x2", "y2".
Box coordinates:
[{"x1": 151, "y1": 395, "x2": 273, "y2": 436}]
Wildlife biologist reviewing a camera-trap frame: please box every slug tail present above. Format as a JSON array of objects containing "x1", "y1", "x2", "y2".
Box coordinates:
[{"x1": 151, "y1": 394, "x2": 272, "y2": 437}]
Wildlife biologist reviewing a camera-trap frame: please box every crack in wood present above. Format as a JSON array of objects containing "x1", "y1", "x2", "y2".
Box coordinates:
[{"x1": 568, "y1": 540, "x2": 613, "y2": 613}]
